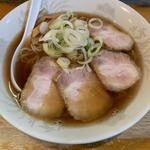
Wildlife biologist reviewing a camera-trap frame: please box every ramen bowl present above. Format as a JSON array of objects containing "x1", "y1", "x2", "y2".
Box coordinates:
[{"x1": 0, "y1": 0, "x2": 150, "y2": 144}]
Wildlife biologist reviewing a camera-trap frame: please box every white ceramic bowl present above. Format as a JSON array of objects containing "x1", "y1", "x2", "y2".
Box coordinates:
[{"x1": 0, "y1": 0, "x2": 150, "y2": 144}]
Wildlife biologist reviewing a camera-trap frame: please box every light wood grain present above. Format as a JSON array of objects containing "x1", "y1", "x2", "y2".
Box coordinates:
[
  {"x1": 1, "y1": 117, "x2": 150, "y2": 150},
  {"x1": 132, "y1": 6, "x2": 150, "y2": 22},
  {"x1": 0, "y1": 3, "x2": 18, "y2": 19},
  {"x1": 0, "y1": 2, "x2": 150, "y2": 150}
]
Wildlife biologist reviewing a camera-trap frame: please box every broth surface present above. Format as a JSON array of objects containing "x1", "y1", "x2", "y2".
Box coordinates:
[{"x1": 4, "y1": 12, "x2": 143, "y2": 126}]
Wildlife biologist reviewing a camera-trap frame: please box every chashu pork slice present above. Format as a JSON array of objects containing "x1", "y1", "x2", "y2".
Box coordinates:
[
  {"x1": 20, "y1": 56, "x2": 65, "y2": 119},
  {"x1": 57, "y1": 67, "x2": 112, "y2": 122},
  {"x1": 89, "y1": 23, "x2": 134, "y2": 51},
  {"x1": 91, "y1": 50, "x2": 140, "y2": 92}
]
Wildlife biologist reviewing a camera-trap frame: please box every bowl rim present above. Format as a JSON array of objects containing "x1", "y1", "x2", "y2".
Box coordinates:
[{"x1": 0, "y1": 0, "x2": 150, "y2": 144}]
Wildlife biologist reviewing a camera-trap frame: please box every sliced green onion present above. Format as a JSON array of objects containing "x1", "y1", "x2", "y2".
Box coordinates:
[
  {"x1": 67, "y1": 50, "x2": 78, "y2": 60},
  {"x1": 87, "y1": 36, "x2": 103, "y2": 57},
  {"x1": 85, "y1": 38, "x2": 94, "y2": 50},
  {"x1": 57, "y1": 57, "x2": 70, "y2": 69},
  {"x1": 88, "y1": 18, "x2": 103, "y2": 30},
  {"x1": 94, "y1": 35, "x2": 103, "y2": 45},
  {"x1": 50, "y1": 20, "x2": 73, "y2": 30},
  {"x1": 43, "y1": 42, "x2": 62, "y2": 58},
  {"x1": 39, "y1": 30, "x2": 57, "y2": 42},
  {"x1": 87, "y1": 43, "x2": 101, "y2": 57},
  {"x1": 80, "y1": 47, "x2": 87, "y2": 61},
  {"x1": 58, "y1": 11, "x2": 75, "y2": 21},
  {"x1": 51, "y1": 30, "x2": 75, "y2": 53},
  {"x1": 74, "y1": 19, "x2": 89, "y2": 39},
  {"x1": 40, "y1": 12, "x2": 104, "y2": 68},
  {"x1": 78, "y1": 57, "x2": 93, "y2": 65},
  {"x1": 64, "y1": 28, "x2": 87, "y2": 47}
]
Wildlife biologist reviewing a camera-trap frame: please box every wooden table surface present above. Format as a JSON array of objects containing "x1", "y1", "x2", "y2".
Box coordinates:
[{"x1": 0, "y1": 2, "x2": 150, "y2": 150}]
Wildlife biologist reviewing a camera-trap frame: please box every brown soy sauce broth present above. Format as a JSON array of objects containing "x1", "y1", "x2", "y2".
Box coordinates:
[{"x1": 4, "y1": 12, "x2": 143, "y2": 126}]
